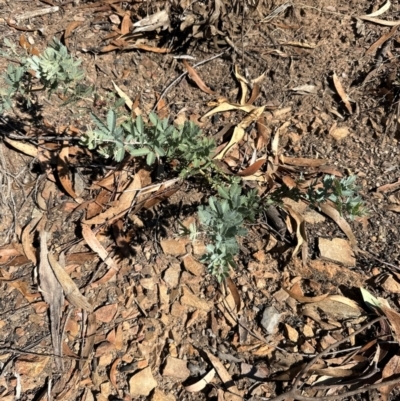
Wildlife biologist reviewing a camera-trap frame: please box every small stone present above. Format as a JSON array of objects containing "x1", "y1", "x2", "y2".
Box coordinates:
[
  {"x1": 381, "y1": 275, "x2": 400, "y2": 294},
  {"x1": 256, "y1": 278, "x2": 266, "y2": 289},
  {"x1": 160, "y1": 239, "x2": 187, "y2": 256},
  {"x1": 253, "y1": 250, "x2": 266, "y2": 263},
  {"x1": 151, "y1": 388, "x2": 176, "y2": 401},
  {"x1": 129, "y1": 367, "x2": 157, "y2": 396},
  {"x1": 261, "y1": 306, "x2": 281, "y2": 334},
  {"x1": 330, "y1": 126, "x2": 349, "y2": 141},
  {"x1": 163, "y1": 264, "x2": 181, "y2": 288},
  {"x1": 284, "y1": 324, "x2": 299, "y2": 343},
  {"x1": 303, "y1": 209, "x2": 325, "y2": 224},
  {"x1": 95, "y1": 342, "x2": 113, "y2": 357},
  {"x1": 318, "y1": 238, "x2": 355, "y2": 267},
  {"x1": 162, "y1": 356, "x2": 190, "y2": 381},
  {"x1": 182, "y1": 255, "x2": 204, "y2": 276},
  {"x1": 99, "y1": 352, "x2": 113, "y2": 367},
  {"x1": 181, "y1": 286, "x2": 211, "y2": 312},
  {"x1": 14, "y1": 355, "x2": 49, "y2": 376},
  {"x1": 170, "y1": 302, "x2": 187, "y2": 318},
  {"x1": 288, "y1": 132, "x2": 301, "y2": 144},
  {"x1": 300, "y1": 341, "x2": 315, "y2": 354},
  {"x1": 140, "y1": 277, "x2": 156, "y2": 291},
  {"x1": 109, "y1": 14, "x2": 121, "y2": 24},
  {"x1": 302, "y1": 324, "x2": 314, "y2": 338}
]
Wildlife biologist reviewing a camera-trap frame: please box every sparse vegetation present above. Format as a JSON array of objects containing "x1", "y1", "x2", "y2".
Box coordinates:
[{"x1": 0, "y1": 37, "x2": 367, "y2": 283}]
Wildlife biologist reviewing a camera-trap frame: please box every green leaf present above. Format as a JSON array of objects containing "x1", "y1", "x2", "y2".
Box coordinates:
[{"x1": 146, "y1": 151, "x2": 156, "y2": 165}]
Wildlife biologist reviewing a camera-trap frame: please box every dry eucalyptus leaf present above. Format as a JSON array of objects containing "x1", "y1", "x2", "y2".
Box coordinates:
[
  {"x1": 132, "y1": 9, "x2": 170, "y2": 33},
  {"x1": 332, "y1": 73, "x2": 352, "y2": 114},
  {"x1": 39, "y1": 231, "x2": 64, "y2": 371},
  {"x1": 47, "y1": 252, "x2": 92, "y2": 312}
]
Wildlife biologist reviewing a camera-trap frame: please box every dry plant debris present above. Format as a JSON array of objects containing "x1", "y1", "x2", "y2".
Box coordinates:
[{"x1": 1, "y1": 0, "x2": 400, "y2": 400}]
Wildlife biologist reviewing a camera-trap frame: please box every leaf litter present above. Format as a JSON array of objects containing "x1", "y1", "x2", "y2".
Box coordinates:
[{"x1": 2, "y1": 0, "x2": 400, "y2": 400}]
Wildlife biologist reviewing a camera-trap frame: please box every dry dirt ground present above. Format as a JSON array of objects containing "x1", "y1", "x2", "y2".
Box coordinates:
[{"x1": 3, "y1": 0, "x2": 400, "y2": 400}]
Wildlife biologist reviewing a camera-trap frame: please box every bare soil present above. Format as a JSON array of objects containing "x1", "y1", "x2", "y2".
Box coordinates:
[{"x1": 2, "y1": 1, "x2": 400, "y2": 400}]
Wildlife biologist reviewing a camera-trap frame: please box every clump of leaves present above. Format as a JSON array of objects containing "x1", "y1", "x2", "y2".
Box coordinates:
[
  {"x1": 305, "y1": 175, "x2": 367, "y2": 219},
  {"x1": 26, "y1": 38, "x2": 85, "y2": 93},
  {"x1": 192, "y1": 184, "x2": 259, "y2": 282},
  {"x1": 0, "y1": 38, "x2": 85, "y2": 111},
  {"x1": 270, "y1": 174, "x2": 367, "y2": 220},
  {"x1": 81, "y1": 109, "x2": 215, "y2": 176}
]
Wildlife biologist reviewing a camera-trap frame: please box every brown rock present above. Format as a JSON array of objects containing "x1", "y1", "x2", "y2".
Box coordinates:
[
  {"x1": 129, "y1": 367, "x2": 157, "y2": 396},
  {"x1": 303, "y1": 209, "x2": 325, "y2": 224},
  {"x1": 14, "y1": 355, "x2": 49, "y2": 376},
  {"x1": 296, "y1": 259, "x2": 365, "y2": 287},
  {"x1": 163, "y1": 264, "x2": 181, "y2": 288},
  {"x1": 381, "y1": 275, "x2": 400, "y2": 294},
  {"x1": 318, "y1": 238, "x2": 356, "y2": 267},
  {"x1": 160, "y1": 239, "x2": 187, "y2": 256},
  {"x1": 170, "y1": 302, "x2": 187, "y2": 318},
  {"x1": 181, "y1": 286, "x2": 211, "y2": 312},
  {"x1": 162, "y1": 356, "x2": 190, "y2": 380},
  {"x1": 182, "y1": 255, "x2": 204, "y2": 276},
  {"x1": 95, "y1": 304, "x2": 118, "y2": 323},
  {"x1": 330, "y1": 126, "x2": 349, "y2": 141},
  {"x1": 284, "y1": 324, "x2": 299, "y2": 343},
  {"x1": 253, "y1": 250, "x2": 266, "y2": 263}
]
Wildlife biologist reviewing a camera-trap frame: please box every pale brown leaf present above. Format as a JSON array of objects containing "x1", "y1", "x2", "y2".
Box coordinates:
[
  {"x1": 332, "y1": 73, "x2": 352, "y2": 114},
  {"x1": 47, "y1": 252, "x2": 92, "y2": 312},
  {"x1": 184, "y1": 369, "x2": 216, "y2": 392},
  {"x1": 39, "y1": 231, "x2": 64, "y2": 371},
  {"x1": 183, "y1": 60, "x2": 215, "y2": 95},
  {"x1": 204, "y1": 350, "x2": 243, "y2": 401}
]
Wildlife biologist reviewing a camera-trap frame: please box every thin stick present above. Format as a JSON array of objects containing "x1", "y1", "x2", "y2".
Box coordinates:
[
  {"x1": 152, "y1": 50, "x2": 227, "y2": 111},
  {"x1": 15, "y1": 6, "x2": 59, "y2": 21}
]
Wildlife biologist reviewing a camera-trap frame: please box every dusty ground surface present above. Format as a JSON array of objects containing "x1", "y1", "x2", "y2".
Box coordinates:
[{"x1": 2, "y1": 0, "x2": 400, "y2": 400}]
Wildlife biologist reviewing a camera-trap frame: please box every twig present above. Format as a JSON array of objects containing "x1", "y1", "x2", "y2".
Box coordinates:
[
  {"x1": 152, "y1": 50, "x2": 228, "y2": 111},
  {"x1": 15, "y1": 6, "x2": 59, "y2": 21},
  {"x1": 267, "y1": 316, "x2": 386, "y2": 401}
]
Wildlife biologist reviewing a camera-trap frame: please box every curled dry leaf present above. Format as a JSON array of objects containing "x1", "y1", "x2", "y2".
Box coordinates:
[
  {"x1": 121, "y1": 13, "x2": 131, "y2": 35},
  {"x1": 319, "y1": 202, "x2": 358, "y2": 246},
  {"x1": 3, "y1": 137, "x2": 38, "y2": 158},
  {"x1": 132, "y1": 9, "x2": 170, "y2": 33},
  {"x1": 358, "y1": 16, "x2": 400, "y2": 25},
  {"x1": 360, "y1": 0, "x2": 391, "y2": 18},
  {"x1": 47, "y1": 252, "x2": 92, "y2": 312},
  {"x1": 81, "y1": 224, "x2": 120, "y2": 286},
  {"x1": 234, "y1": 65, "x2": 249, "y2": 105},
  {"x1": 183, "y1": 60, "x2": 215, "y2": 95},
  {"x1": 57, "y1": 144, "x2": 83, "y2": 203},
  {"x1": 214, "y1": 106, "x2": 265, "y2": 159},
  {"x1": 366, "y1": 24, "x2": 399, "y2": 55},
  {"x1": 237, "y1": 158, "x2": 266, "y2": 177},
  {"x1": 64, "y1": 21, "x2": 83, "y2": 48},
  {"x1": 284, "y1": 285, "x2": 330, "y2": 303},
  {"x1": 204, "y1": 350, "x2": 243, "y2": 401},
  {"x1": 377, "y1": 178, "x2": 400, "y2": 193},
  {"x1": 380, "y1": 355, "x2": 400, "y2": 401},
  {"x1": 38, "y1": 231, "x2": 64, "y2": 371},
  {"x1": 184, "y1": 368, "x2": 216, "y2": 392},
  {"x1": 83, "y1": 171, "x2": 143, "y2": 225},
  {"x1": 285, "y1": 204, "x2": 308, "y2": 263},
  {"x1": 112, "y1": 81, "x2": 133, "y2": 110},
  {"x1": 332, "y1": 73, "x2": 352, "y2": 114},
  {"x1": 201, "y1": 102, "x2": 258, "y2": 121},
  {"x1": 110, "y1": 358, "x2": 121, "y2": 391}
]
